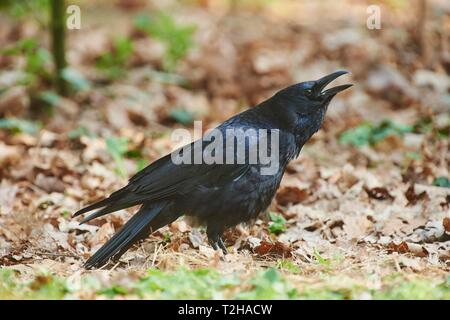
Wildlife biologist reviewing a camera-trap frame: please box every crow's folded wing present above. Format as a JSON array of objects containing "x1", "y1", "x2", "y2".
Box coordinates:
[{"x1": 128, "y1": 147, "x2": 251, "y2": 199}]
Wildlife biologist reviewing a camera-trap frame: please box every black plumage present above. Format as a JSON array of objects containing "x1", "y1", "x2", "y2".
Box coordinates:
[{"x1": 73, "y1": 70, "x2": 352, "y2": 269}]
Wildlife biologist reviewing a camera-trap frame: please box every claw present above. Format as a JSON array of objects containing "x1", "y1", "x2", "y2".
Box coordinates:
[
  {"x1": 209, "y1": 239, "x2": 220, "y2": 251},
  {"x1": 218, "y1": 237, "x2": 228, "y2": 255}
]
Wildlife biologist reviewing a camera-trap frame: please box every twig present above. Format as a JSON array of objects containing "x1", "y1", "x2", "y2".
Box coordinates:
[{"x1": 35, "y1": 251, "x2": 78, "y2": 258}]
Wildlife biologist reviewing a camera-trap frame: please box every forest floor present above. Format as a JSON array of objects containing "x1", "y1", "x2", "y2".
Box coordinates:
[{"x1": 0, "y1": 0, "x2": 449, "y2": 299}]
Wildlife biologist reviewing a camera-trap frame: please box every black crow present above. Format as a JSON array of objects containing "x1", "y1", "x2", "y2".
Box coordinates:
[{"x1": 73, "y1": 70, "x2": 352, "y2": 269}]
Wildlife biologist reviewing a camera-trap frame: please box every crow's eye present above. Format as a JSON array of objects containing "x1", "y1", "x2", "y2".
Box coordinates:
[{"x1": 304, "y1": 89, "x2": 312, "y2": 96}]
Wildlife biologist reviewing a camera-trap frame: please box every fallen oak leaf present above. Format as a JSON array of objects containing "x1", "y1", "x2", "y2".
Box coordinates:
[
  {"x1": 88, "y1": 222, "x2": 115, "y2": 248},
  {"x1": 406, "y1": 242, "x2": 429, "y2": 258},
  {"x1": 34, "y1": 173, "x2": 65, "y2": 193},
  {"x1": 364, "y1": 186, "x2": 394, "y2": 201},
  {"x1": 441, "y1": 195, "x2": 450, "y2": 210},
  {"x1": 0, "y1": 142, "x2": 22, "y2": 166},
  {"x1": 188, "y1": 228, "x2": 204, "y2": 249},
  {"x1": 387, "y1": 241, "x2": 409, "y2": 254},
  {"x1": 276, "y1": 186, "x2": 308, "y2": 206},
  {"x1": 405, "y1": 184, "x2": 429, "y2": 206},
  {"x1": 443, "y1": 217, "x2": 450, "y2": 233},
  {"x1": 254, "y1": 240, "x2": 292, "y2": 257},
  {"x1": 387, "y1": 241, "x2": 429, "y2": 258}
]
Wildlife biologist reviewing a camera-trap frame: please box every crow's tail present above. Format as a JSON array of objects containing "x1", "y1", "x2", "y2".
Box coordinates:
[
  {"x1": 72, "y1": 187, "x2": 144, "y2": 225},
  {"x1": 84, "y1": 201, "x2": 179, "y2": 269}
]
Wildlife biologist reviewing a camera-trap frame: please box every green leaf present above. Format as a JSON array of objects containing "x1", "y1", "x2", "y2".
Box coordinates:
[
  {"x1": 169, "y1": 109, "x2": 195, "y2": 125},
  {"x1": 268, "y1": 212, "x2": 286, "y2": 234},
  {"x1": 61, "y1": 68, "x2": 91, "y2": 91},
  {"x1": 313, "y1": 248, "x2": 331, "y2": 268},
  {"x1": 132, "y1": 268, "x2": 238, "y2": 299},
  {"x1": 146, "y1": 70, "x2": 188, "y2": 86},
  {"x1": 96, "y1": 37, "x2": 133, "y2": 79},
  {"x1": 106, "y1": 136, "x2": 129, "y2": 178},
  {"x1": 276, "y1": 259, "x2": 301, "y2": 274},
  {"x1": 98, "y1": 285, "x2": 129, "y2": 298},
  {"x1": 0, "y1": 117, "x2": 41, "y2": 134},
  {"x1": 26, "y1": 47, "x2": 50, "y2": 74},
  {"x1": 236, "y1": 268, "x2": 297, "y2": 299},
  {"x1": 60, "y1": 210, "x2": 70, "y2": 218},
  {"x1": 339, "y1": 123, "x2": 372, "y2": 146},
  {"x1": 134, "y1": 13, "x2": 195, "y2": 71},
  {"x1": 433, "y1": 177, "x2": 450, "y2": 188},
  {"x1": 68, "y1": 126, "x2": 94, "y2": 139},
  {"x1": 38, "y1": 90, "x2": 60, "y2": 107},
  {"x1": 339, "y1": 120, "x2": 413, "y2": 147},
  {"x1": 136, "y1": 158, "x2": 148, "y2": 171}
]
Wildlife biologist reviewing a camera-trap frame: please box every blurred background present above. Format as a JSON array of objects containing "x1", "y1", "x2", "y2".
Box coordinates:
[
  {"x1": 0, "y1": 0, "x2": 449, "y2": 298},
  {"x1": 1, "y1": 0, "x2": 449, "y2": 135}
]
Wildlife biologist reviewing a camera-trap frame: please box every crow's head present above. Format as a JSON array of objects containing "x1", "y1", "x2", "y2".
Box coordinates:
[{"x1": 268, "y1": 70, "x2": 352, "y2": 142}]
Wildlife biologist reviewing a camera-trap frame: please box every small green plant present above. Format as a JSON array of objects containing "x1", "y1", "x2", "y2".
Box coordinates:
[
  {"x1": 373, "y1": 274, "x2": 450, "y2": 299},
  {"x1": 0, "y1": 270, "x2": 68, "y2": 299},
  {"x1": 0, "y1": 269, "x2": 18, "y2": 299},
  {"x1": 106, "y1": 136, "x2": 129, "y2": 178},
  {"x1": 0, "y1": 0, "x2": 49, "y2": 23},
  {"x1": 67, "y1": 126, "x2": 94, "y2": 140},
  {"x1": 106, "y1": 136, "x2": 147, "y2": 178},
  {"x1": 0, "y1": 117, "x2": 41, "y2": 134},
  {"x1": 275, "y1": 259, "x2": 301, "y2": 274},
  {"x1": 96, "y1": 37, "x2": 133, "y2": 79},
  {"x1": 134, "y1": 13, "x2": 196, "y2": 71},
  {"x1": 136, "y1": 158, "x2": 149, "y2": 171},
  {"x1": 413, "y1": 116, "x2": 449, "y2": 139},
  {"x1": 169, "y1": 108, "x2": 195, "y2": 125},
  {"x1": 312, "y1": 248, "x2": 332, "y2": 269},
  {"x1": 60, "y1": 210, "x2": 70, "y2": 218},
  {"x1": 35, "y1": 90, "x2": 61, "y2": 114},
  {"x1": 61, "y1": 68, "x2": 91, "y2": 91},
  {"x1": 98, "y1": 285, "x2": 129, "y2": 298},
  {"x1": 236, "y1": 268, "x2": 297, "y2": 299},
  {"x1": 339, "y1": 120, "x2": 412, "y2": 147},
  {"x1": 433, "y1": 177, "x2": 450, "y2": 188},
  {"x1": 2, "y1": 38, "x2": 88, "y2": 96},
  {"x1": 132, "y1": 268, "x2": 239, "y2": 299},
  {"x1": 2, "y1": 38, "x2": 52, "y2": 87},
  {"x1": 268, "y1": 212, "x2": 286, "y2": 234}
]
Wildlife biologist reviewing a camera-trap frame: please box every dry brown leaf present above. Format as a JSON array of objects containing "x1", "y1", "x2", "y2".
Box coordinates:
[
  {"x1": 276, "y1": 186, "x2": 309, "y2": 206},
  {"x1": 405, "y1": 184, "x2": 429, "y2": 206},
  {"x1": 0, "y1": 142, "x2": 22, "y2": 166},
  {"x1": 88, "y1": 222, "x2": 115, "y2": 248},
  {"x1": 443, "y1": 217, "x2": 450, "y2": 233},
  {"x1": 34, "y1": 173, "x2": 65, "y2": 193},
  {"x1": 188, "y1": 228, "x2": 204, "y2": 249},
  {"x1": 254, "y1": 240, "x2": 292, "y2": 257},
  {"x1": 342, "y1": 216, "x2": 373, "y2": 240},
  {"x1": 0, "y1": 180, "x2": 18, "y2": 215},
  {"x1": 388, "y1": 241, "x2": 409, "y2": 254},
  {"x1": 364, "y1": 187, "x2": 394, "y2": 201}
]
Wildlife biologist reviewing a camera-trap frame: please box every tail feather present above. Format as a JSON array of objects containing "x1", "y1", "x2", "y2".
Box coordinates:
[
  {"x1": 72, "y1": 189, "x2": 126, "y2": 217},
  {"x1": 80, "y1": 200, "x2": 138, "y2": 225},
  {"x1": 84, "y1": 202, "x2": 179, "y2": 269},
  {"x1": 73, "y1": 189, "x2": 143, "y2": 224}
]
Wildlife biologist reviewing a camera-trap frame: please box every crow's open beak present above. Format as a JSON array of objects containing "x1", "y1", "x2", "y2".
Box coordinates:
[{"x1": 313, "y1": 70, "x2": 352, "y2": 98}]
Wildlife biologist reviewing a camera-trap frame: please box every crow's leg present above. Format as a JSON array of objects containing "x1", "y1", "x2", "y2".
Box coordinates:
[
  {"x1": 218, "y1": 237, "x2": 228, "y2": 254},
  {"x1": 207, "y1": 226, "x2": 227, "y2": 255},
  {"x1": 208, "y1": 236, "x2": 227, "y2": 255},
  {"x1": 208, "y1": 237, "x2": 220, "y2": 251}
]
